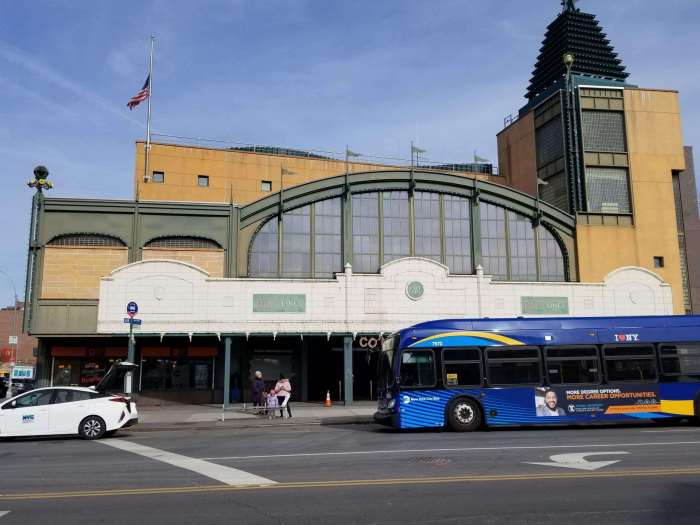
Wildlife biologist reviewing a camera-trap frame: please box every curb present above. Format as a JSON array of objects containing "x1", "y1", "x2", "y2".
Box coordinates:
[{"x1": 125, "y1": 415, "x2": 374, "y2": 433}]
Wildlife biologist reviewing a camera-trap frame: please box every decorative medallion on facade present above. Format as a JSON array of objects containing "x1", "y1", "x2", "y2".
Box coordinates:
[{"x1": 405, "y1": 281, "x2": 425, "y2": 301}]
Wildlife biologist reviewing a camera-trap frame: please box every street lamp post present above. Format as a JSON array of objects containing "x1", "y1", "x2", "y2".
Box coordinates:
[
  {"x1": 24, "y1": 166, "x2": 52, "y2": 390},
  {"x1": 0, "y1": 269, "x2": 19, "y2": 399}
]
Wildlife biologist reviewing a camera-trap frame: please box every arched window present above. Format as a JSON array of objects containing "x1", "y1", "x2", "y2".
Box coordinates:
[
  {"x1": 48, "y1": 234, "x2": 125, "y2": 247},
  {"x1": 249, "y1": 219, "x2": 278, "y2": 277},
  {"x1": 247, "y1": 192, "x2": 570, "y2": 282},
  {"x1": 508, "y1": 211, "x2": 537, "y2": 281},
  {"x1": 382, "y1": 191, "x2": 409, "y2": 264},
  {"x1": 352, "y1": 193, "x2": 380, "y2": 273},
  {"x1": 414, "y1": 192, "x2": 441, "y2": 262},
  {"x1": 444, "y1": 195, "x2": 471, "y2": 273},
  {"x1": 315, "y1": 198, "x2": 342, "y2": 278},
  {"x1": 145, "y1": 237, "x2": 221, "y2": 249},
  {"x1": 538, "y1": 226, "x2": 565, "y2": 281},
  {"x1": 282, "y1": 205, "x2": 311, "y2": 278},
  {"x1": 480, "y1": 202, "x2": 508, "y2": 280}
]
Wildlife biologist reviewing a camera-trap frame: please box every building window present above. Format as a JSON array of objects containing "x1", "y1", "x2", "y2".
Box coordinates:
[
  {"x1": 654, "y1": 256, "x2": 665, "y2": 268},
  {"x1": 581, "y1": 110, "x2": 627, "y2": 153},
  {"x1": 198, "y1": 175, "x2": 209, "y2": 187},
  {"x1": 444, "y1": 195, "x2": 472, "y2": 274},
  {"x1": 249, "y1": 219, "x2": 278, "y2": 277},
  {"x1": 414, "y1": 192, "x2": 441, "y2": 262},
  {"x1": 585, "y1": 167, "x2": 631, "y2": 214},
  {"x1": 152, "y1": 171, "x2": 165, "y2": 183},
  {"x1": 538, "y1": 226, "x2": 565, "y2": 282},
  {"x1": 352, "y1": 193, "x2": 380, "y2": 273},
  {"x1": 382, "y1": 191, "x2": 409, "y2": 264},
  {"x1": 480, "y1": 202, "x2": 508, "y2": 280},
  {"x1": 145, "y1": 237, "x2": 221, "y2": 249},
  {"x1": 282, "y1": 205, "x2": 311, "y2": 278},
  {"x1": 261, "y1": 180, "x2": 272, "y2": 192},
  {"x1": 314, "y1": 198, "x2": 342, "y2": 278},
  {"x1": 508, "y1": 211, "x2": 537, "y2": 281},
  {"x1": 47, "y1": 234, "x2": 126, "y2": 247},
  {"x1": 536, "y1": 117, "x2": 565, "y2": 167}
]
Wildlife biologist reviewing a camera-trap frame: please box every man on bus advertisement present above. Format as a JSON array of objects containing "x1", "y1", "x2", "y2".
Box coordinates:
[{"x1": 534, "y1": 386, "x2": 660, "y2": 416}]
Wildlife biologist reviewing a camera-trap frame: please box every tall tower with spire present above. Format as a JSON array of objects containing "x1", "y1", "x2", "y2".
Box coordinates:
[{"x1": 497, "y1": 1, "x2": 693, "y2": 314}]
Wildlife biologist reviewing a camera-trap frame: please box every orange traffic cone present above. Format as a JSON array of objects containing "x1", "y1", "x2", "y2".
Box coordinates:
[{"x1": 324, "y1": 390, "x2": 332, "y2": 407}]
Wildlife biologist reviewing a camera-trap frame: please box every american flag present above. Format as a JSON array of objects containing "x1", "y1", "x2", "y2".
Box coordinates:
[{"x1": 127, "y1": 75, "x2": 150, "y2": 110}]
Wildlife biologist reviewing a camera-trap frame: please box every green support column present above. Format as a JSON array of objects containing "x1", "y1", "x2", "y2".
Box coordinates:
[
  {"x1": 223, "y1": 336, "x2": 232, "y2": 408},
  {"x1": 343, "y1": 335, "x2": 353, "y2": 406}
]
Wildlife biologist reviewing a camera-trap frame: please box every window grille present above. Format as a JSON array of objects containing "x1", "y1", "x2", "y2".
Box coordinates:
[
  {"x1": 146, "y1": 237, "x2": 221, "y2": 249},
  {"x1": 581, "y1": 111, "x2": 626, "y2": 152},
  {"x1": 48, "y1": 234, "x2": 125, "y2": 247}
]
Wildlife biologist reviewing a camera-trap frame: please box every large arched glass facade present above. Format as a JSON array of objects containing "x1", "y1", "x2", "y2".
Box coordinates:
[{"x1": 249, "y1": 191, "x2": 568, "y2": 281}]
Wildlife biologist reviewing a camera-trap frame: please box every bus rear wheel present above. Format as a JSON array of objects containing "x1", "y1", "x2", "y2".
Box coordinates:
[{"x1": 447, "y1": 398, "x2": 482, "y2": 432}]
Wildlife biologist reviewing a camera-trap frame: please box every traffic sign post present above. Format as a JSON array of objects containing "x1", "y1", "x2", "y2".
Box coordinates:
[{"x1": 125, "y1": 302, "x2": 139, "y2": 394}]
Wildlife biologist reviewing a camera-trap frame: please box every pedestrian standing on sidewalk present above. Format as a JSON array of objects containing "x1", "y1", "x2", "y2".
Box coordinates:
[
  {"x1": 274, "y1": 374, "x2": 292, "y2": 418},
  {"x1": 252, "y1": 370, "x2": 265, "y2": 412}
]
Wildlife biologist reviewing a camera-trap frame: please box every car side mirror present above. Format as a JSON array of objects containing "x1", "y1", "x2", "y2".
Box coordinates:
[{"x1": 2, "y1": 400, "x2": 16, "y2": 410}]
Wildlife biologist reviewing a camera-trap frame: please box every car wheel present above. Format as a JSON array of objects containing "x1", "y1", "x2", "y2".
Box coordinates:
[
  {"x1": 447, "y1": 397, "x2": 482, "y2": 432},
  {"x1": 79, "y1": 415, "x2": 106, "y2": 440}
]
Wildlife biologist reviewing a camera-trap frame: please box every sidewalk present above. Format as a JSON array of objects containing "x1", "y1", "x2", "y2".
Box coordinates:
[{"x1": 130, "y1": 401, "x2": 377, "y2": 432}]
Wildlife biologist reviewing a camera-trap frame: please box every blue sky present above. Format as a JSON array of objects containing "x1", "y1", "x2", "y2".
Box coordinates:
[{"x1": 1, "y1": 0, "x2": 699, "y2": 303}]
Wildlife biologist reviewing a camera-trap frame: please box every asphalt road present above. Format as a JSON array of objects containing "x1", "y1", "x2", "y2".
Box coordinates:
[{"x1": 3, "y1": 421, "x2": 700, "y2": 524}]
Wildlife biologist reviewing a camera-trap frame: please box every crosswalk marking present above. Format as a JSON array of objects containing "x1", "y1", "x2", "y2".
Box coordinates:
[{"x1": 99, "y1": 439, "x2": 276, "y2": 486}]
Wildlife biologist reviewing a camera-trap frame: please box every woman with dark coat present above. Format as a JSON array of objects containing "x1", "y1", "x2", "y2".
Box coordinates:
[{"x1": 251, "y1": 370, "x2": 265, "y2": 409}]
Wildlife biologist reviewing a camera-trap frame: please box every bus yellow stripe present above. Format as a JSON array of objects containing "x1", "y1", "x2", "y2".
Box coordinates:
[
  {"x1": 659, "y1": 400, "x2": 695, "y2": 416},
  {"x1": 412, "y1": 331, "x2": 524, "y2": 346}
]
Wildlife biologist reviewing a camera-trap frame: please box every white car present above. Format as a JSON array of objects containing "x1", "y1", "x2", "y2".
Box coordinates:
[{"x1": 0, "y1": 362, "x2": 138, "y2": 440}]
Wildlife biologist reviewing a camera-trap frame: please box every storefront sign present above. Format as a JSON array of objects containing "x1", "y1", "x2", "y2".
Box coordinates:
[
  {"x1": 11, "y1": 366, "x2": 34, "y2": 380},
  {"x1": 521, "y1": 296, "x2": 569, "y2": 315},
  {"x1": 253, "y1": 294, "x2": 306, "y2": 313},
  {"x1": 357, "y1": 336, "x2": 381, "y2": 349},
  {"x1": 8, "y1": 335, "x2": 18, "y2": 345}
]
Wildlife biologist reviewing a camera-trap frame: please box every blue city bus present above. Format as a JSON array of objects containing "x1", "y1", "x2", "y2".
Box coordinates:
[{"x1": 374, "y1": 316, "x2": 700, "y2": 431}]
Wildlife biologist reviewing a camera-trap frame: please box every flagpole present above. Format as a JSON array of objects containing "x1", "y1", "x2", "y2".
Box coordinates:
[{"x1": 143, "y1": 35, "x2": 155, "y2": 183}]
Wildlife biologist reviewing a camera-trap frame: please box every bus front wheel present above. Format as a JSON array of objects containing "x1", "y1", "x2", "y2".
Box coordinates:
[{"x1": 447, "y1": 398, "x2": 482, "y2": 432}]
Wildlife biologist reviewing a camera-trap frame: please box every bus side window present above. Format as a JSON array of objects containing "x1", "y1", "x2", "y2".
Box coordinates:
[
  {"x1": 660, "y1": 343, "x2": 700, "y2": 381},
  {"x1": 485, "y1": 347, "x2": 542, "y2": 386},
  {"x1": 400, "y1": 350, "x2": 436, "y2": 388},
  {"x1": 442, "y1": 348, "x2": 482, "y2": 387},
  {"x1": 603, "y1": 345, "x2": 657, "y2": 382},
  {"x1": 545, "y1": 346, "x2": 600, "y2": 385}
]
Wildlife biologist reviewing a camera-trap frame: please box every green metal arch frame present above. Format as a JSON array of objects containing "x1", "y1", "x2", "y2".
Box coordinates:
[
  {"x1": 244, "y1": 170, "x2": 575, "y2": 280},
  {"x1": 239, "y1": 170, "x2": 575, "y2": 236}
]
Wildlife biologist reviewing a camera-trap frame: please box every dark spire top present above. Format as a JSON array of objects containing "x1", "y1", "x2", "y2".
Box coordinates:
[
  {"x1": 526, "y1": 1, "x2": 628, "y2": 100},
  {"x1": 562, "y1": 0, "x2": 578, "y2": 13}
]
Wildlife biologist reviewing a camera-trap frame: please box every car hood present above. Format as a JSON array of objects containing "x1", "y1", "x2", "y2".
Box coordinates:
[{"x1": 93, "y1": 361, "x2": 138, "y2": 393}]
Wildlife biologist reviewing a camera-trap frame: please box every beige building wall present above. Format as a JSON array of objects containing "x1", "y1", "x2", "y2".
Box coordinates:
[
  {"x1": 576, "y1": 88, "x2": 687, "y2": 313},
  {"x1": 496, "y1": 112, "x2": 537, "y2": 196},
  {"x1": 135, "y1": 142, "x2": 499, "y2": 205},
  {"x1": 142, "y1": 248, "x2": 225, "y2": 277},
  {"x1": 41, "y1": 247, "x2": 129, "y2": 299}
]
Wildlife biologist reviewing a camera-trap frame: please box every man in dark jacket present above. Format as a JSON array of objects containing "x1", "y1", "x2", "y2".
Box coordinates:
[{"x1": 251, "y1": 370, "x2": 265, "y2": 410}]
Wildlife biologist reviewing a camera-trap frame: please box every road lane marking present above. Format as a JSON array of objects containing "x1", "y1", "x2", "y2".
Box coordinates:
[
  {"x1": 4, "y1": 467, "x2": 700, "y2": 501},
  {"x1": 0, "y1": 511, "x2": 9, "y2": 519},
  {"x1": 200, "y1": 440, "x2": 700, "y2": 461},
  {"x1": 526, "y1": 451, "x2": 629, "y2": 471},
  {"x1": 99, "y1": 439, "x2": 275, "y2": 486},
  {"x1": 641, "y1": 429, "x2": 700, "y2": 433}
]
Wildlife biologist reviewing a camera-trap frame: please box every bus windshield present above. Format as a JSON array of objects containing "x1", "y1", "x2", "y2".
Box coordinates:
[{"x1": 377, "y1": 336, "x2": 396, "y2": 389}]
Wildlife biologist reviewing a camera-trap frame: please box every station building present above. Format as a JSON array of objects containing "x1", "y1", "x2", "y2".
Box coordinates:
[{"x1": 23, "y1": 2, "x2": 700, "y2": 404}]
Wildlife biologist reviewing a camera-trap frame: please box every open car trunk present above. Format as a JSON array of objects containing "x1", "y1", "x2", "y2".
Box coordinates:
[{"x1": 93, "y1": 362, "x2": 138, "y2": 394}]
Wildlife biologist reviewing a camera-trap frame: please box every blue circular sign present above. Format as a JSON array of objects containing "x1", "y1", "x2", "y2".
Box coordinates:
[{"x1": 127, "y1": 301, "x2": 138, "y2": 316}]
